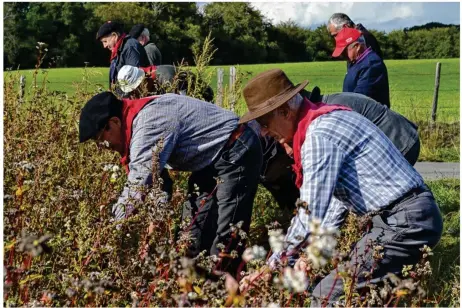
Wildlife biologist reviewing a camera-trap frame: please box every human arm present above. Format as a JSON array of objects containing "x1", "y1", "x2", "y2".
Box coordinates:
[
  {"x1": 112, "y1": 109, "x2": 179, "y2": 220},
  {"x1": 267, "y1": 134, "x2": 348, "y2": 267}
]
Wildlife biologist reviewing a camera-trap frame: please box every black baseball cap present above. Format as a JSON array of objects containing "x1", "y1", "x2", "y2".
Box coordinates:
[
  {"x1": 129, "y1": 23, "x2": 145, "y2": 39},
  {"x1": 79, "y1": 92, "x2": 122, "y2": 143},
  {"x1": 96, "y1": 21, "x2": 123, "y2": 40}
]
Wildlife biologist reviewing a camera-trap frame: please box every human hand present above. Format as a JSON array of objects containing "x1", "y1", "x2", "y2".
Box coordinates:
[
  {"x1": 294, "y1": 256, "x2": 309, "y2": 272},
  {"x1": 239, "y1": 265, "x2": 272, "y2": 293},
  {"x1": 282, "y1": 142, "x2": 293, "y2": 157},
  {"x1": 139, "y1": 222, "x2": 155, "y2": 260}
]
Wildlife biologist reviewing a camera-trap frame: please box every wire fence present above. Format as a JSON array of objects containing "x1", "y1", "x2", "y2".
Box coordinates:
[{"x1": 11, "y1": 66, "x2": 460, "y2": 119}]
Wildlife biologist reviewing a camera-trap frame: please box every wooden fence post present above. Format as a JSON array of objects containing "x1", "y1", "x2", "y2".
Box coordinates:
[
  {"x1": 431, "y1": 62, "x2": 442, "y2": 122},
  {"x1": 19, "y1": 75, "x2": 26, "y2": 103},
  {"x1": 216, "y1": 68, "x2": 224, "y2": 107},
  {"x1": 229, "y1": 66, "x2": 236, "y2": 112}
]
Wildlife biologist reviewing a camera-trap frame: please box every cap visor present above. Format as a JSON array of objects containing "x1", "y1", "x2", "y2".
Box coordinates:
[{"x1": 332, "y1": 46, "x2": 345, "y2": 58}]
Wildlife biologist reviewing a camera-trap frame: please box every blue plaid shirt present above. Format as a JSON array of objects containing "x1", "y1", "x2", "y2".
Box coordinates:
[
  {"x1": 270, "y1": 110, "x2": 424, "y2": 265},
  {"x1": 113, "y1": 94, "x2": 238, "y2": 220}
]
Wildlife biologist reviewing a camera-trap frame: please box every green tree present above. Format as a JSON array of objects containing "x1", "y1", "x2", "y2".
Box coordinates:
[
  {"x1": 305, "y1": 25, "x2": 335, "y2": 61},
  {"x1": 202, "y1": 2, "x2": 269, "y2": 64},
  {"x1": 269, "y1": 20, "x2": 310, "y2": 62}
]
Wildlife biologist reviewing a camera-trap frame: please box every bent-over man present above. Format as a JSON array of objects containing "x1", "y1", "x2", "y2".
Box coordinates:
[
  {"x1": 79, "y1": 92, "x2": 262, "y2": 272},
  {"x1": 238, "y1": 69, "x2": 442, "y2": 306}
]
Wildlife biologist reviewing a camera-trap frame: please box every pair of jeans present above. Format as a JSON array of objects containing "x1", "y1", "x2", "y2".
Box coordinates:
[
  {"x1": 310, "y1": 186, "x2": 443, "y2": 307},
  {"x1": 181, "y1": 124, "x2": 263, "y2": 271}
]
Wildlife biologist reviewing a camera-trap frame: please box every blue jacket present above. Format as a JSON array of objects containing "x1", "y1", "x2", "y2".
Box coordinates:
[
  {"x1": 343, "y1": 48, "x2": 390, "y2": 107},
  {"x1": 109, "y1": 36, "x2": 149, "y2": 87}
]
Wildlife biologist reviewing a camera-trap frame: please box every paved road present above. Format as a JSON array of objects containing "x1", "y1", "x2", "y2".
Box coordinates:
[{"x1": 414, "y1": 162, "x2": 459, "y2": 180}]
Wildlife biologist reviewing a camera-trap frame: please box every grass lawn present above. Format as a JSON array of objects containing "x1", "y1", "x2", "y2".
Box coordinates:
[
  {"x1": 5, "y1": 58, "x2": 459, "y2": 122},
  {"x1": 4, "y1": 58, "x2": 459, "y2": 161}
]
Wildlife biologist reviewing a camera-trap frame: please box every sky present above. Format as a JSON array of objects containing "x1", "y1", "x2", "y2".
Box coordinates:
[{"x1": 198, "y1": 2, "x2": 460, "y2": 32}]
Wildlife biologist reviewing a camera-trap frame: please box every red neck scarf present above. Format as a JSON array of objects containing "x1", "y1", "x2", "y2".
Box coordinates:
[
  {"x1": 292, "y1": 97, "x2": 352, "y2": 188},
  {"x1": 110, "y1": 34, "x2": 126, "y2": 61},
  {"x1": 140, "y1": 66, "x2": 157, "y2": 80},
  {"x1": 119, "y1": 95, "x2": 159, "y2": 173}
]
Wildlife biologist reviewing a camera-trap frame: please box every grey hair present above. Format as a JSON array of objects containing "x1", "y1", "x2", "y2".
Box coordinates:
[
  {"x1": 271, "y1": 93, "x2": 303, "y2": 115},
  {"x1": 140, "y1": 28, "x2": 150, "y2": 40},
  {"x1": 327, "y1": 13, "x2": 354, "y2": 31}
]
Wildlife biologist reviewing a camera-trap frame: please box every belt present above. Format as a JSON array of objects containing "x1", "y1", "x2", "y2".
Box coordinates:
[
  {"x1": 385, "y1": 185, "x2": 429, "y2": 211},
  {"x1": 226, "y1": 124, "x2": 246, "y2": 147}
]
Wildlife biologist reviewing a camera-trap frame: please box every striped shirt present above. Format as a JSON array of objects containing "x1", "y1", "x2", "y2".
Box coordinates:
[
  {"x1": 112, "y1": 94, "x2": 238, "y2": 220},
  {"x1": 270, "y1": 110, "x2": 424, "y2": 264}
]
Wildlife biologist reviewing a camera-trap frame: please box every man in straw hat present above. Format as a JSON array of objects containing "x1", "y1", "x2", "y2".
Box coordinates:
[{"x1": 238, "y1": 69, "x2": 442, "y2": 305}]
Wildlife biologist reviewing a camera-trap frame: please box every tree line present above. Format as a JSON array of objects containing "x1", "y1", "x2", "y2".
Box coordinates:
[{"x1": 3, "y1": 2, "x2": 460, "y2": 69}]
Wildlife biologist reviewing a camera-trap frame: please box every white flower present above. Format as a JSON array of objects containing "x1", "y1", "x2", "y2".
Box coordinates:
[
  {"x1": 188, "y1": 292, "x2": 198, "y2": 300},
  {"x1": 252, "y1": 245, "x2": 267, "y2": 260},
  {"x1": 112, "y1": 165, "x2": 120, "y2": 172},
  {"x1": 130, "y1": 291, "x2": 139, "y2": 300},
  {"x1": 15, "y1": 161, "x2": 34, "y2": 172},
  {"x1": 242, "y1": 245, "x2": 267, "y2": 262},
  {"x1": 304, "y1": 218, "x2": 339, "y2": 269},
  {"x1": 242, "y1": 248, "x2": 254, "y2": 262},
  {"x1": 282, "y1": 267, "x2": 308, "y2": 293},
  {"x1": 267, "y1": 302, "x2": 280, "y2": 308},
  {"x1": 103, "y1": 164, "x2": 114, "y2": 171},
  {"x1": 268, "y1": 229, "x2": 285, "y2": 253},
  {"x1": 100, "y1": 140, "x2": 110, "y2": 148},
  {"x1": 110, "y1": 172, "x2": 119, "y2": 182}
]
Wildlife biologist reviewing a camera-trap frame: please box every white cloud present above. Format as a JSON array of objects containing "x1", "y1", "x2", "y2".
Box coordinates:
[{"x1": 249, "y1": 2, "x2": 459, "y2": 32}]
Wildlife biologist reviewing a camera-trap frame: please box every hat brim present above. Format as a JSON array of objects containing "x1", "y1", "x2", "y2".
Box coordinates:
[
  {"x1": 239, "y1": 80, "x2": 309, "y2": 124},
  {"x1": 119, "y1": 75, "x2": 145, "y2": 93},
  {"x1": 332, "y1": 46, "x2": 346, "y2": 57}
]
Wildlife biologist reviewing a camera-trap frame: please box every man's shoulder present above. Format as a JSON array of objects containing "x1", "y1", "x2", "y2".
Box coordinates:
[
  {"x1": 145, "y1": 41, "x2": 158, "y2": 47},
  {"x1": 365, "y1": 50, "x2": 383, "y2": 62},
  {"x1": 357, "y1": 51, "x2": 386, "y2": 71},
  {"x1": 145, "y1": 42, "x2": 160, "y2": 51},
  {"x1": 123, "y1": 37, "x2": 142, "y2": 49},
  {"x1": 309, "y1": 110, "x2": 356, "y2": 133}
]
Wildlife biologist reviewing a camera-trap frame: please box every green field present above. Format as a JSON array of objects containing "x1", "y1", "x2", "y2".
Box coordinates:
[{"x1": 6, "y1": 58, "x2": 459, "y2": 123}]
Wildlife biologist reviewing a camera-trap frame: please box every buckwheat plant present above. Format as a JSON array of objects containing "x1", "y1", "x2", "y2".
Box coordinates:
[{"x1": 3, "y1": 39, "x2": 452, "y2": 307}]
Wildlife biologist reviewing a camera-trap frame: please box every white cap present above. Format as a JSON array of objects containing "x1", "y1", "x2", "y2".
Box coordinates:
[{"x1": 117, "y1": 65, "x2": 146, "y2": 93}]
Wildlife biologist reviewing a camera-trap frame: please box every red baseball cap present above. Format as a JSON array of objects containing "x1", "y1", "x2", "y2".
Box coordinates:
[{"x1": 332, "y1": 27, "x2": 362, "y2": 57}]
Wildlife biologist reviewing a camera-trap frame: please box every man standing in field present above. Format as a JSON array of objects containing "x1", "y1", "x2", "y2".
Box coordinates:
[
  {"x1": 129, "y1": 24, "x2": 163, "y2": 66},
  {"x1": 96, "y1": 21, "x2": 149, "y2": 91},
  {"x1": 78, "y1": 91, "x2": 262, "y2": 270},
  {"x1": 238, "y1": 69, "x2": 442, "y2": 305},
  {"x1": 327, "y1": 13, "x2": 383, "y2": 59},
  {"x1": 333, "y1": 27, "x2": 390, "y2": 107}
]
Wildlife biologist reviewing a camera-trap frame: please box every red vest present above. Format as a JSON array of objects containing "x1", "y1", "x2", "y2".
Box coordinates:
[
  {"x1": 292, "y1": 98, "x2": 352, "y2": 188},
  {"x1": 120, "y1": 95, "x2": 160, "y2": 173}
]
